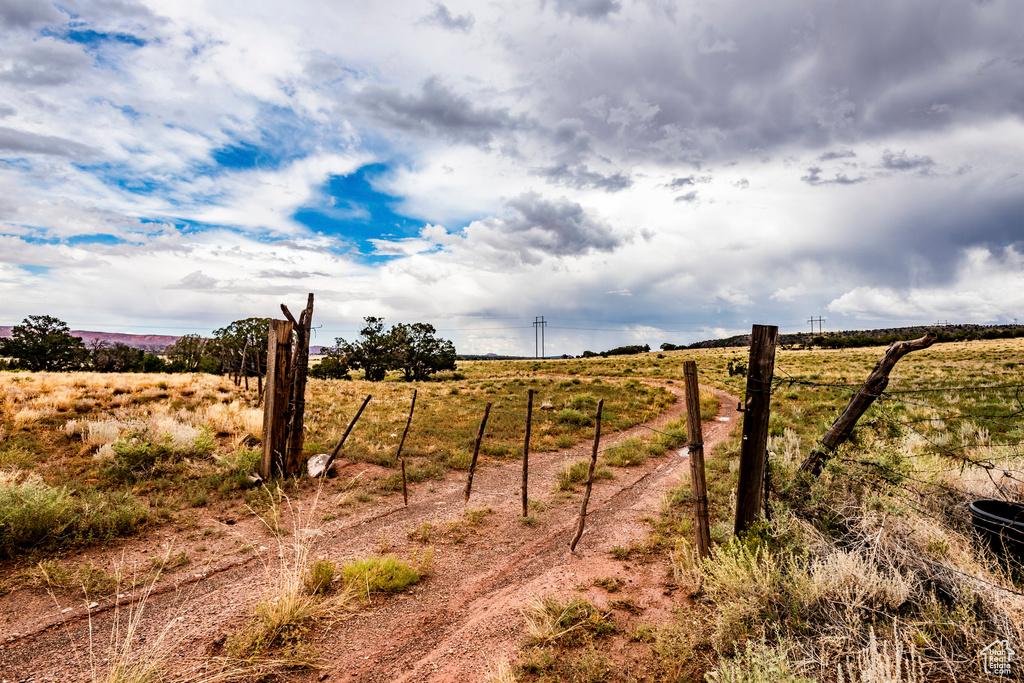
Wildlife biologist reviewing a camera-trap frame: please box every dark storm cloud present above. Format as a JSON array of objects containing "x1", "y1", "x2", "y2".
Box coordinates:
[
  {"x1": 0, "y1": 40, "x2": 91, "y2": 86},
  {"x1": 550, "y1": 0, "x2": 621, "y2": 20},
  {"x1": 521, "y1": 1, "x2": 1024, "y2": 162},
  {"x1": 880, "y1": 149, "x2": 936, "y2": 173},
  {"x1": 0, "y1": 105, "x2": 15, "y2": 118},
  {"x1": 422, "y1": 3, "x2": 474, "y2": 32},
  {"x1": 359, "y1": 77, "x2": 530, "y2": 146},
  {"x1": 0, "y1": 0, "x2": 64, "y2": 29},
  {"x1": 468, "y1": 192, "x2": 622, "y2": 264},
  {"x1": 533, "y1": 163, "x2": 632, "y2": 192},
  {"x1": 0, "y1": 126, "x2": 100, "y2": 158}
]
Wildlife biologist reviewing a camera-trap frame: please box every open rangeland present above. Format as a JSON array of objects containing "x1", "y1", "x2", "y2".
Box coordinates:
[{"x1": 1, "y1": 338, "x2": 1022, "y2": 682}]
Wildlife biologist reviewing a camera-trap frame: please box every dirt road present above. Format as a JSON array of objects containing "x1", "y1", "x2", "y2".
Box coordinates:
[{"x1": 0, "y1": 384, "x2": 739, "y2": 682}]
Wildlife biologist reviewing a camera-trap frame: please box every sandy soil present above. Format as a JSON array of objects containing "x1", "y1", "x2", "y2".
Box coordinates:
[{"x1": 0, "y1": 383, "x2": 739, "y2": 682}]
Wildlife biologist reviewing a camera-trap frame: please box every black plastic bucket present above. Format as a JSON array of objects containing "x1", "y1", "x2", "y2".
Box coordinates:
[{"x1": 970, "y1": 499, "x2": 1024, "y2": 557}]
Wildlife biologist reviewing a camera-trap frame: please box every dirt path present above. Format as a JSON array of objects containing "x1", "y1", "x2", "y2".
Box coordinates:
[{"x1": 0, "y1": 384, "x2": 739, "y2": 682}]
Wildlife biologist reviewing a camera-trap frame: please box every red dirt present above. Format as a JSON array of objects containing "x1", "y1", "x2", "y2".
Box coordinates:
[{"x1": 0, "y1": 383, "x2": 739, "y2": 682}]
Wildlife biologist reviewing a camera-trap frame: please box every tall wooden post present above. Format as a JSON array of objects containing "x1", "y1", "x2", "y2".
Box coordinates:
[
  {"x1": 521, "y1": 389, "x2": 534, "y2": 518},
  {"x1": 570, "y1": 399, "x2": 603, "y2": 551},
  {"x1": 464, "y1": 403, "x2": 492, "y2": 505},
  {"x1": 260, "y1": 319, "x2": 294, "y2": 479},
  {"x1": 283, "y1": 293, "x2": 314, "y2": 477},
  {"x1": 683, "y1": 361, "x2": 711, "y2": 558},
  {"x1": 734, "y1": 324, "x2": 778, "y2": 537}
]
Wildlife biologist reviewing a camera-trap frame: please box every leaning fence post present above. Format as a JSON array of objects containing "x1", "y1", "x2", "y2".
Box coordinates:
[
  {"x1": 396, "y1": 390, "x2": 417, "y2": 506},
  {"x1": 683, "y1": 361, "x2": 711, "y2": 558},
  {"x1": 522, "y1": 389, "x2": 534, "y2": 518},
  {"x1": 464, "y1": 402, "x2": 492, "y2": 505},
  {"x1": 734, "y1": 324, "x2": 778, "y2": 536},
  {"x1": 570, "y1": 399, "x2": 604, "y2": 551},
  {"x1": 321, "y1": 394, "x2": 372, "y2": 475}
]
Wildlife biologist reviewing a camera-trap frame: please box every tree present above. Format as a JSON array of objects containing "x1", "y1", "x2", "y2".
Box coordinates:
[
  {"x1": 165, "y1": 334, "x2": 211, "y2": 372},
  {"x1": 390, "y1": 322, "x2": 457, "y2": 381},
  {"x1": 333, "y1": 317, "x2": 457, "y2": 382},
  {"x1": 0, "y1": 315, "x2": 88, "y2": 371},
  {"x1": 90, "y1": 341, "x2": 144, "y2": 372},
  {"x1": 336, "y1": 317, "x2": 396, "y2": 381},
  {"x1": 309, "y1": 346, "x2": 351, "y2": 379},
  {"x1": 212, "y1": 317, "x2": 271, "y2": 380}
]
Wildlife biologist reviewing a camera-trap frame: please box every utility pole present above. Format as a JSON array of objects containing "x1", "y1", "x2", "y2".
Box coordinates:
[
  {"x1": 807, "y1": 316, "x2": 824, "y2": 334},
  {"x1": 533, "y1": 316, "x2": 547, "y2": 359}
]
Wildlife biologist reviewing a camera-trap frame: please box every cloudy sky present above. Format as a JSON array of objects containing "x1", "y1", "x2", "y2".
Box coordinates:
[{"x1": 1, "y1": 0, "x2": 1022, "y2": 355}]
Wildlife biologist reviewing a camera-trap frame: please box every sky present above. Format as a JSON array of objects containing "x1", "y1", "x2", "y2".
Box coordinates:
[{"x1": 1, "y1": 0, "x2": 1023, "y2": 356}]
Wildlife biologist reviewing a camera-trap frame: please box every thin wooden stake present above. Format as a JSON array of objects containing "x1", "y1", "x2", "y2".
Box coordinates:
[
  {"x1": 683, "y1": 361, "x2": 711, "y2": 559},
  {"x1": 522, "y1": 389, "x2": 534, "y2": 518},
  {"x1": 396, "y1": 390, "x2": 417, "y2": 506},
  {"x1": 734, "y1": 324, "x2": 778, "y2": 537},
  {"x1": 570, "y1": 399, "x2": 603, "y2": 552},
  {"x1": 283, "y1": 293, "x2": 314, "y2": 477},
  {"x1": 321, "y1": 394, "x2": 372, "y2": 475},
  {"x1": 464, "y1": 402, "x2": 492, "y2": 505}
]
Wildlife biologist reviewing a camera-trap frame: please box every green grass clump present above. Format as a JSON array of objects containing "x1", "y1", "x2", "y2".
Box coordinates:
[
  {"x1": 557, "y1": 459, "x2": 614, "y2": 491},
  {"x1": 555, "y1": 408, "x2": 593, "y2": 427},
  {"x1": 304, "y1": 559, "x2": 336, "y2": 595},
  {"x1": 0, "y1": 472, "x2": 148, "y2": 557},
  {"x1": 341, "y1": 556, "x2": 421, "y2": 598}
]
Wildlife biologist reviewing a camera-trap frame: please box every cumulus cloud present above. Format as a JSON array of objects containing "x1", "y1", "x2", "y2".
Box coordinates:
[
  {"x1": 422, "y1": 3, "x2": 474, "y2": 32},
  {"x1": 533, "y1": 163, "x2": 632, "y2": 192},
  {"x1": 0, "y1": 127, "x2": 101, "y2": 158},
  {"x1": 880, "y1": 149, "x2": 937, "y2": 173},
  {"x1": 358, "y1": 77, "x2": 530, "y2": 147},
  {"x1": 0, "y1": 0, "x2": 64, "y2": 30},
  {"x1": 549, "y1": 0, "x2": 621, "y2": 20}
]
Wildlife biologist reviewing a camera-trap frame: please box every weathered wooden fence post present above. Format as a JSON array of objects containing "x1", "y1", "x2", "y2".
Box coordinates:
[
  {"x1": 282, "y1": 293, "x2": 314, "y2": 477},
  {"x1": 396, "y1": 389, "x2": 417, "y2": 506},
  {"x1": 464, "y1": 402, "x2": 492, "y2": 505},
  {"x1": 570, "y1": 399, "x2": 604, "y2": 551},
  {"x1": 734, "y1": 324, "x2": 778, "y2": 537},
  {"x1": 683, "y1": 361, "x2": 711, "y2": 558},
  {"x1": 521, "y1": 389, "x2": 534, "y2": 518},
  {"x1": 260, "y1": 319, "x2": 294, "y2": 479}
]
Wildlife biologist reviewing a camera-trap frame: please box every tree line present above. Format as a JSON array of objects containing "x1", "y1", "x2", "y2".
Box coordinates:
[{"x1": 0, "y1": 314, "x2": 457, "y2": 382}]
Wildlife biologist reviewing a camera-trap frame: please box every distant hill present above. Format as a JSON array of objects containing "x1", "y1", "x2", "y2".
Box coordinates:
[
  {"x1": 679, "y1": 323, "x2": 1024, "y2": 350},
  {"x1": 0, "y1": 326, "x2": 181, "y2": 351}
]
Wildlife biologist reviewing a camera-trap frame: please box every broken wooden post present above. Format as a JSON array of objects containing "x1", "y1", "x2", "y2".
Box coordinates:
[
  {"x1": 570, "y1": 399, "x2": 604, "y2": 552},
  {"x1": 260, "y1": 319, "x2": 294, "y2": 480},
  {"x1": 396, "y1": 390, "x2": 417, "y2": 506},
  {"x1": 522, "y1": 389, "x2": 534, "y2": 518},
  {"x1": 798, "y1": 332, "x2": 938, "y2": 476},
  {"x1": 321, "y1": 394, "x2": 372, "y2": 475},
  {"x1": 283, "y1": 293, "x2": 314, "y2": 477},
  {"x1": 463, "y1": 402, "x2": 492, "y2": 505},
  {"x1": 683, "y1": 361, "x2": 711, "y2": 559},
  {"x1": 734, "y1": 324, "x2": 778, "y2": 537}
]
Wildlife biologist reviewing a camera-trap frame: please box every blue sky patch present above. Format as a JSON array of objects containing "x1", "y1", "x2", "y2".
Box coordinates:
[
  {"x1": 293, "y1": 163, "x2": 424, "y2": 261},
  {"x1": 44, "y1": 27, "x2": 147, "y2": 48},
  {"x1": 19, "y1": 265, "x2": 51, "y2": 276},
  {"x1": 66, "y1": 234, "x2": 126, "y2": 246}
]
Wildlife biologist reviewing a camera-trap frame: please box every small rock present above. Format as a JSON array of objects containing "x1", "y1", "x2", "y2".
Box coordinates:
[
  {"x1": 540, "y1": 401, "x2": 554, "y2": 410},
  {"x1": 307, "y1": 453, "x2": 337, "y2": 478},
  {"x1": 88, "y1": 602, "x2": 99, "y2": 609}
]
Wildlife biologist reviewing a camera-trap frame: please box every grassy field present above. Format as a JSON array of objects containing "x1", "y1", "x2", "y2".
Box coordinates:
[
  {"x1": 2, "y1": 337, "x2": 1022, "y2": 681},
  {"x1": 0, "y1": 367, "x2": 675, "y2": 559}
]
